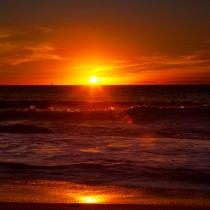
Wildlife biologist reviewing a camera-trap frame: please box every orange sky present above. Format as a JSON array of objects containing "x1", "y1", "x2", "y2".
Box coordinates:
[{"x1": 1, "y1": 0, "x2": 210, "y2": 85}]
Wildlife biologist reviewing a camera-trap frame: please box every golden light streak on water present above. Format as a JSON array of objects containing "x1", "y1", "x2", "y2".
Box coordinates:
[
  {"x1": 0, "y1": 180, "x2": 210, "y2": 206},
  {"x1": 76, "y1": 195, "x2": 105, "y2": 204}
]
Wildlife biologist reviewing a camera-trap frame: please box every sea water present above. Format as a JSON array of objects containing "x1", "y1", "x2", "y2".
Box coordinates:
[{"x1": 0, "y1": 85, "x2": 210, "y2": 204}]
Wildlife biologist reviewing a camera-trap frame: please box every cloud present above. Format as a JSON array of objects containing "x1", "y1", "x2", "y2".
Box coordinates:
[
  {"x1": 4, "y1": 45, "x2": 63, "y2": 65},
  {"x1": 62, "y1": 49, "x2": 210, "y2": 82},
  {"x1": 101, "y1": 50, "x2": 210, "y2": 77},
  {"x1": 0, "y1": 26, "x2": 65, "y2": 65}
]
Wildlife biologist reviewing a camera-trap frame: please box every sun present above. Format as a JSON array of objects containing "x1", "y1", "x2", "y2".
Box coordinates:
[{"x1": 89, "y1": 76, "x2": 99, "y2": 84}]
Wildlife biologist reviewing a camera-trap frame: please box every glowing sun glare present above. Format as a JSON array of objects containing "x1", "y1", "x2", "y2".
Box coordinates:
[
  {"x1": 89, "y1": 76, "x2": 99, "y2": 84},
  {"x1": 78, "y1": 195, "x2": 104, "y2": 204}
]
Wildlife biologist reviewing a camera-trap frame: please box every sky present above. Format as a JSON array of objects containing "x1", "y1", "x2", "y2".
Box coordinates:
[{"x1": 1, "y1": 0, "x2": 210, "y2": 85}]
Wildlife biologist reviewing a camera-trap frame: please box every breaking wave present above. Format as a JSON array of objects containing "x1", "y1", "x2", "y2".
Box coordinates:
[{"x1": 0, "y1": 104, "x2": 210, "y2": 123}]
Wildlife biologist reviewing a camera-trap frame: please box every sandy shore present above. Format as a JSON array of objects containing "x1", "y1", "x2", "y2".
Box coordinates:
[{"x1": 0, "y1": 203, "x2": 210, "y2": 210}]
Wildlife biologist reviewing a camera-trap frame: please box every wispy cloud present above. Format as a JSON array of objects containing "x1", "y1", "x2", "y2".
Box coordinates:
[
  {"x1": 0, "y1": 26, "x2": 65, "y2": 65},
  {"x1": 100, "y1": 50, "x2": 210, "y2": 77}
]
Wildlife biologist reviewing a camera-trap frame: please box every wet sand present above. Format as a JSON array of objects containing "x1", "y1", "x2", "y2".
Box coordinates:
[{"x1": 0, "y1": 203, "x2": 210, "y2": 210}]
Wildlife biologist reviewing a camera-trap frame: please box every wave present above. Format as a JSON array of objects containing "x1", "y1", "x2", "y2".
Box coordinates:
[
  {"x1": 0, "y1": 124, "x2": 53, "y2": 134},
  {"x1": 123, "y1": 106, "x2": 210, "y2": 122},
  {"x1": 1, "y1": 161, "x2": 210, "y2": 186},
  {"x1": 0, "y1": 100, "x2": 209, "y2": 111},
  {"x1": 1, "y1": 106, "x2": 210, "y2": 122},
  {"x1": 0, "y1": 161, "x2": 109, "y2": 170}
]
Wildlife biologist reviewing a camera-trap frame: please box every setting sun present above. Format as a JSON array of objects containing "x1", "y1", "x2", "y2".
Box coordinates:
[{"x1": 89, "y1": 76, "x2": 99, "y2": 84}]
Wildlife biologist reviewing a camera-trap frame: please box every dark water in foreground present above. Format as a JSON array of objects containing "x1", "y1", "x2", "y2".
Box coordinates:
[{"x1": 0, "y1": 85, "x2": 210, "y2": 204}]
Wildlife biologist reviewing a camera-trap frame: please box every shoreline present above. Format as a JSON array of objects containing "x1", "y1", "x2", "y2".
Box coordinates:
[{"x1": 0, "y1": 202, "x2": 210, "y2": 210}]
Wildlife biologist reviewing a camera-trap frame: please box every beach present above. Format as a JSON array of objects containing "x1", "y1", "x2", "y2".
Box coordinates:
[{"x1": 1, "y1": 203, "x2": 210, "y2": 210}]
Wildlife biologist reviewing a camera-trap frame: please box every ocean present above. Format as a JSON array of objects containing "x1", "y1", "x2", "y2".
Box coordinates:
[{"x1": 0, "y1": 85, "x2": 210, "y2": 205}]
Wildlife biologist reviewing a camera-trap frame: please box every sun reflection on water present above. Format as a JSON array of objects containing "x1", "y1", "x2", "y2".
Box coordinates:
[
  {"x1": 65, "y1": 183, "x2": 140, "y2": 204},
  {"x1": 1, "y1": 180, "x2": 209, "y2": 206},
  {"x1": 77, "y1": 195, "x2": 105, "y2": 204}
]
